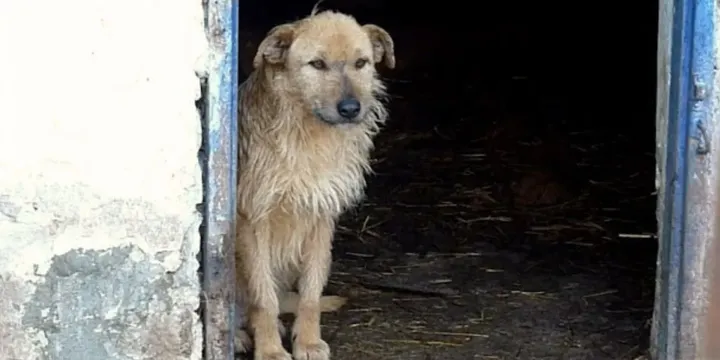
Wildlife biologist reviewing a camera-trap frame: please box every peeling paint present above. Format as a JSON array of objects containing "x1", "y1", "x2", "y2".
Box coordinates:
[
  {"x1": 22, "y1": 247, "x2": 200, "y2": 360},
  {"x1": 0, "y1": 275, "x2": 48, "y2": 360},
  {"x1": 0, "y1": 187, "x2": 202, "y2": 278}
]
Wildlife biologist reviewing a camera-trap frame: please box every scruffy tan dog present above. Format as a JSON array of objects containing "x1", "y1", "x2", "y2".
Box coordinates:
[{"x1": 234, "y1": 9, "x2": 395, "y2": 360}]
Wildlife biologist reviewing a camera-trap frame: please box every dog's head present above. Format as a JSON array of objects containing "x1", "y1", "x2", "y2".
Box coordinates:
[{"x1": 253, "y1": 11, "x2": 395, "y2": 126}]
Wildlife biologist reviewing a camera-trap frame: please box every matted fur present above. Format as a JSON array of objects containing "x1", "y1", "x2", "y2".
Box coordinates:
[{"x1": 234, "y1": 10, "x2": 394, "y2": 360}]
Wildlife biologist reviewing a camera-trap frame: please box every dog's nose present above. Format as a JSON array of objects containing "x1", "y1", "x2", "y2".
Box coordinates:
[{"x1": 337, "y1": 98, "x2": 361, "y2": 119}]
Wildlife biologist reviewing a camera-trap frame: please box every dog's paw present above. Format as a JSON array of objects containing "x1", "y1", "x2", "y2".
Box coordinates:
[
  {"x1": 255, "y1": 350, "x2": 293, "y2": 360},
  {"x1": 293, "y1": 339, "x2": 330, "y2": 360},
  {"x1": 234, "y1": 329, "x2": 253, "y2": 353},
  {"x1": 235, "y1": 323, "x2": 286, "y2": 353}
]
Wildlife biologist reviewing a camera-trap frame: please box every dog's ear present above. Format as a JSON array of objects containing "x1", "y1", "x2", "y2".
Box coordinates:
[
  {"x1": 253, "y1": 23, "x2": 296, "y2": 69},
  {"x1": 362, "y1": 24, "x2": 395, "y2": 69}
]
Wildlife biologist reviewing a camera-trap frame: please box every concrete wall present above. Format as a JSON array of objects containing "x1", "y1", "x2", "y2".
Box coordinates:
[{"x1": 0, "y1": 1, "x2": 208, "y2": 359}]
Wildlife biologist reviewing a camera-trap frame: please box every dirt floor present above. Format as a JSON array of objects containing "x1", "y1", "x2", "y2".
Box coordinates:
[
  {"x1": 319, "y1": 75, "x2": 657, "y2": 360},
  {"x1": 236, "y1": 12, "x2": 658, "y2": 359}
]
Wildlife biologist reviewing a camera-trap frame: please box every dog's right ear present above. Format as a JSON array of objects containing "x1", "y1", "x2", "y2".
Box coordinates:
[
  {"x1": 253, "y1": 23, "x2": 296, "y2": 69},
  {"x1": 362, "y1": 24, "x2": 395, "y2": 69}
]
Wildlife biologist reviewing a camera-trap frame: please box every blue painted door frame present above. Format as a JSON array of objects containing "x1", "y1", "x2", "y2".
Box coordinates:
[
  {"x1": 652, "y1": 0, "x2": 718, "y2": 358},
  {"x1": 203, "y1": 0, "x2": 240, "y2": 359}
]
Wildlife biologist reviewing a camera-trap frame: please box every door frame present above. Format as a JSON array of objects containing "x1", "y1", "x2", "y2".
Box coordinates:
[
  {"x1": 202, "y1": 0, "x2": 240, "y2": 359},
  {"x1": 652, "y1": 0, "x2": 719, "y2": 358}
]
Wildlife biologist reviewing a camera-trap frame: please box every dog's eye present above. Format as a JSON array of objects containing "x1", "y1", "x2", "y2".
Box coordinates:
[
  {"x1": 355, "y1": 58, "x2": 369, "y2": 69},
  {"x1": 308, "y1": 59, "x2": 327, "y2": 70}
]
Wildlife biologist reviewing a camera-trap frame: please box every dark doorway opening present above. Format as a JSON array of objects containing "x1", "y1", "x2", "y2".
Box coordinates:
[{"x1": 238, "y1": 1, "x2": 659, "y2": 358}]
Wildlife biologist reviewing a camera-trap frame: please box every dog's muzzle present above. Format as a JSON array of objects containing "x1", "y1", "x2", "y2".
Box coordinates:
[
  {"x1": 314, "y1": 97, "x2": 363, "y2": 125},
  {"x1": 337, "y1": 98, "x2": 361, "y2": 121}
]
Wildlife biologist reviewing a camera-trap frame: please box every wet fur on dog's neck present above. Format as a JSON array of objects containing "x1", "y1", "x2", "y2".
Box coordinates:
[{"x1": 237, "y1": 66, "x2": 389, "y2": 220}]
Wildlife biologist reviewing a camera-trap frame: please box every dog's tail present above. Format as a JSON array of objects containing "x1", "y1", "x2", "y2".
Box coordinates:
[{"x1": 278, "y1": 291, "x2": 347, "y2": 314}]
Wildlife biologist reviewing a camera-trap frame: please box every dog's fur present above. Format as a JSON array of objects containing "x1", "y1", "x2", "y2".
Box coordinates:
[{"x1": 234, "y1": 10, "x2": 394, "y2": 360}]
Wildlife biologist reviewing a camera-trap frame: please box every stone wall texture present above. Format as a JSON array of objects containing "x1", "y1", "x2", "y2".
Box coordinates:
[{"x1": 0, "y1": 1, "x2": 208, "y2": 359}]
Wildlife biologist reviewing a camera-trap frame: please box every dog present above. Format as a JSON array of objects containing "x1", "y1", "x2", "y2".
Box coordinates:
[{"x1": 234, "y1": 9, "x2": 395, "y2": 360}]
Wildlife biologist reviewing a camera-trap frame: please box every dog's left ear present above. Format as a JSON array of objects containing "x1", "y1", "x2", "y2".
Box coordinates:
[
  {"x1": 253, "y1": 23, "x2": 296, "y2": 69},
  {"x1": 363, "y1": 24, "x2": 395, "y2": 69}
]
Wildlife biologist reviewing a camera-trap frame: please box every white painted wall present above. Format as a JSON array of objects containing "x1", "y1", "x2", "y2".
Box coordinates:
[{"x1": 0, "y1": 1, "x2": 208, "y2": 359}]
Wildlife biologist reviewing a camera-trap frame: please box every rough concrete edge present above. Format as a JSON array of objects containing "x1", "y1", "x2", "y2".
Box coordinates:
[
  {"x1": 193, "y1": 0, "x2": 213, "y2": 357},
  {"x1": 194, "y1": 0, "x2": 213, "y2": 358}
]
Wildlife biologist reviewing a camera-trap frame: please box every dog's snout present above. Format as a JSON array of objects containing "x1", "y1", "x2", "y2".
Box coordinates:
[{"x1": 337, "y1": 98, "x2": 361, "y2": 119}]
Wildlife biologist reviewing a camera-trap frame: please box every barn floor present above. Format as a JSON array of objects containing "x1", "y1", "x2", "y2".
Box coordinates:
[
  {"x1": 236, "y1": 5, "x2": 658, "y2": 359},
  {"x1": 318, "y1": 74, "x2": 657, "y2": 359}
]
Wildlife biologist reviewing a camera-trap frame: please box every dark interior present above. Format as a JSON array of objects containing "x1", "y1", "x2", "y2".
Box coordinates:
[{"x1": 238, "y1": 1, "x2": 659, "y2": 358}]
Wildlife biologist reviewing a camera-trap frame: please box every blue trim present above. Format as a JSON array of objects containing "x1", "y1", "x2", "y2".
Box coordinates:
[
  {"x1": 657, "y1": 0, "x2": 714, "y2": 357},
  {"x1": 658, "y1": 0, "x2": 693, "y2": 357},
  {"x1": 203, "y1": 0, "x2": 239, "y2": 358}
]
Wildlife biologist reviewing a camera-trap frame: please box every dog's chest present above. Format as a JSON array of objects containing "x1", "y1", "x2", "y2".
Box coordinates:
[{"x1": 274, "y1": 140, "x2": 369, "y2": 214}]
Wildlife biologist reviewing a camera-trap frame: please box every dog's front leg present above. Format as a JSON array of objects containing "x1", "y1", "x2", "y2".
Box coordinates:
[
  {"x1": 292, "y1": 218, "x2": 334, "y2": 360},
  {"x1": 240, "y1": 224, "x2": 291, "y2": 360}
]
